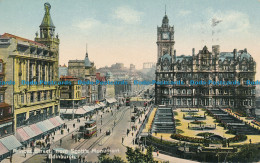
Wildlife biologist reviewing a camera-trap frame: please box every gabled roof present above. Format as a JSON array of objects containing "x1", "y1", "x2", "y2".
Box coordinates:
[{"x1": 1, "y1": 33, "x2": 46, "y2": 47}]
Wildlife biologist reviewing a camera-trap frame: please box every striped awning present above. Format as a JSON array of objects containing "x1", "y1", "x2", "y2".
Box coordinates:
[
  {"x1": 42, "y1": 120, "x2": 55, "y2": 130},
  {"x1": 49, "y1": 117, "x2": 61, "y2": 127},
  {"x1": 30, "y1": 124, "x2": 43, "y2": 136},
  {"x1": 23, "y1": 126, "x2": 36, "y2": 138},
  {"x1": 0, "y1": 135, "x2": 22, "y2": 151},
  {"x1": 36, "y1": 122, "x2": 48, "y2": 133},
  {"x1": 55, "y1": 116, "x2": 64, "y2": 125},
  {"x1": 16, "y1": 128, "x2": 30, "y2": 142},
  {"x1": 0, "y1": 141, "x2": 8, "y2": 155}
]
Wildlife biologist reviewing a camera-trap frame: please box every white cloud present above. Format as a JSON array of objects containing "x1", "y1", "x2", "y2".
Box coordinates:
[
  {"x1": 113, "y1": 6, "x2": 143, "y2": 24},
  {"x1": 191, "y1": 9, "x2": 250, "y2": 34},
  {"x1": 211, "y1": 10, "x2": 250, "y2": 33},
  {"x1": 74, "y1": 18, "x2": 101, "y2": 30},
  {"x1": 178, "y1": 10, "x2": 191, "y2": 16}
]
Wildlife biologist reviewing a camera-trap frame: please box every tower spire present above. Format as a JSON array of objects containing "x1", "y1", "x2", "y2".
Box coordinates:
[
  {"x1": 165, "y1": 5, "x2": 166, "y2": 15},
  {"x1": 86, "y1": 43, "x2": 88, "y2": 57}
]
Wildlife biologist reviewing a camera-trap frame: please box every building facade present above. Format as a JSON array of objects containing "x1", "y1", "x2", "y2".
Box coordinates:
[
  {"x1": 59, "y1": 64, "x2": 68, "y2": 77},
  {"x1": 155, "y1": 14, "x2": 256, "y2": 115},
  {"x1": 68, "y1": 48, "x2": 98, "y2": 104},
  {"x1": 60, "y1": 76, "x2": 85, "y2": 108},
  {"x1": 0, "y1": 59, "x2": 13, "y2": 137},
  {"x1": 0, "y1": 2, "x2": 60, "y2": 131}
]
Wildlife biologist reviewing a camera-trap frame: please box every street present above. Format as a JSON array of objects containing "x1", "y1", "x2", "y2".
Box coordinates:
[{"x1": 24, "y1": 105, "x2": 134, "y2": 163}]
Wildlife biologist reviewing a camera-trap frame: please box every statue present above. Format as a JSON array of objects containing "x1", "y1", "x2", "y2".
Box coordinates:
[{"x1": 35, "y1": 31, "x2": 38, "y2": 38}]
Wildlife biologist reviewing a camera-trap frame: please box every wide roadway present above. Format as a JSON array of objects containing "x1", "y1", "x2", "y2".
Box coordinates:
[{"x1": 24, "y1": 105, "x2": 133, "y2": 163}]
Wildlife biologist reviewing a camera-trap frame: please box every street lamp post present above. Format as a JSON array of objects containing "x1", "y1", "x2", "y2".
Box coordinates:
[{"x1": 72, "y1": 100, "x2": 75, "y2": 120}]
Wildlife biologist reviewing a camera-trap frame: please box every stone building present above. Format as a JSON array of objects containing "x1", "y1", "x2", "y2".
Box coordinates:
[
  {"x1": 155, "y1": 14, "x2": 256, "y2": 115},
  {"x1": 0, "y1": 3, "x2": 60, "y2": 131},
  {"x1": 0, "y1": 59, "x2": 13, "y2": 137},
  {"x1": 59, "y1": 64, "x2": 68, "y2": 77},
  {"x1": 60, "y1": 76, "x2": 85, "y2": 108},
  {"x1": 68, "y1": 47, "x2": 98, "y2": 104},
  {"x1": 96, "y1": 73, "x2": 106, "y2": 101}
]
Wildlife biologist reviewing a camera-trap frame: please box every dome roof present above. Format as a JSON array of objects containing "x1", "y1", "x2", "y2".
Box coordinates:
[
  {"x1": 162, "y1": 15, "x2": 169, "y2": 24},
  {"x1": 84, "y1": 52, "x2": 92, "y2": 68}
]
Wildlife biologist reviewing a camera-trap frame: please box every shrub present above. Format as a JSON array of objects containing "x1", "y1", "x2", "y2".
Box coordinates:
[
  {"x1": 196, "y1": 132, "x2": 214, "y2": 137},
  {"x1": 190, "y1": 121, "x2": 206, "y2": 124}
]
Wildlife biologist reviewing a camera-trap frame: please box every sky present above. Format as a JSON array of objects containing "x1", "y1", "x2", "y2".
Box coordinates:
[{"x1": 0, "y1": 0, "x2": 260, "y2": 78}]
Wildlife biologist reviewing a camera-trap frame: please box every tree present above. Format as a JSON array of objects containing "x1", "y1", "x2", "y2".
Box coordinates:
[
  {"x1": 126, "y1": 146, "x2": 158, "y2": 163},
  {"x1": 98, "y1": 153, "x2": 125, "y2": 163}
]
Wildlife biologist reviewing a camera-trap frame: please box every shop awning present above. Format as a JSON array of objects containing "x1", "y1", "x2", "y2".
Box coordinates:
[
  {"x1": 23, "y1": 126, "x2": 36, "y2": 138},
  {"x1": 55, "y1": 116, "x2": 64, "y2": 125},
  {"x1": 30, "y1": 124, "x2": 43, "y2": 136},
  {"x1": 59, "y1": 109, "x2": 66, "y2": 114},
  {"x1": 36, "y1": 122, "x2": 48, "y2": 133},
  {"x1": 49, "y1": 117, "x2": 61, "y2": 127},
  {"x1": 16, "y1": 128, "x2": 30, "y2": 142},
  {"x1": 42, "y1": 120, "x2": 55, "y2": 130},
  {"x1": 76, "y1": 108, "x2": 86, "y2": 115},
  {"x1": 106, "y1": 98, "x2": 117, "y2": 103},
  {"x1": 94, "y1": 104, "x2": 100, "y2": 109},
  {"x1": 0, "y1": 135, "x2": 22, "y2": 151},
  {"x1": 99, "y1": 102, "x2": 106, "y2": 107},
  {"x1": 83, "y1": 106, "x2": 95, "y2": 113},
  {"x1": 0, "y1": 142, "x2": 9, "y2": 155},
  {"x1": 0, "y1": 122, "x2": 12, "y2": 128}
]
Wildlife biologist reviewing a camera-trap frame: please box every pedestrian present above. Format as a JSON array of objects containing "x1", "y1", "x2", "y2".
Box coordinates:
[
  {"x1": 60, "y1": 139, "x2": 62, "y2": 146},
  {"x1": 73, "y1": 123, "x2": 75, "y2": 128},
  {"x1": 32, "y1": 146, "x2": 35, "y2": 154},
  {"x1": 79, "y1": 155, "x2": 82, "y2": 162},
  {"x1": 72, "y1": 134, "x2": 74, "y2": 139},
  {"x1": 83, "y1": 157, "x2": 85, "y2": 163},
  {"x1": 132, "y1": 139, "x2": 134, "y2": 145},
  {"x1": 67, "y1": 128, "x2": 70, "y2": 133},
  {"x1": 157, "y1": 150, "x2": 159, "y2": 156},
  {"x1": 24, "y1": 151, "x2": 27, "y2": 158},
  {"x1": 132, "y1": 132, "x2": 133, "y2": 136},
  {"x1": 122, "y1": 137, "x2": 124, "y2": 143},
  {"x1": 100, "y1": 129, "x2": 101, "y2": 133}
]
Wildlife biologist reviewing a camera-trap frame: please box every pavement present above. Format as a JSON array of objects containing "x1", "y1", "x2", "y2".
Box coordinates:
[{"x1": 1, "y1": 107, "x2": 112, "y2": 163}]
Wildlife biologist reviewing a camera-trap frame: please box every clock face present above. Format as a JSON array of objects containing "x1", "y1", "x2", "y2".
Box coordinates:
[{"x1": 162, "y1": 32, "x2": 169, "y2": 40}]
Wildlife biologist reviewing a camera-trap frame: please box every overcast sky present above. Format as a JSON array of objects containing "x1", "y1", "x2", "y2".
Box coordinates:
[{"x1": 1, "y1": 0, "x2": 260, "y2": 78}]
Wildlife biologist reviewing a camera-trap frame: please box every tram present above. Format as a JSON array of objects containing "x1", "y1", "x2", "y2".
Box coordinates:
[
  {"x1": 126, "y1": 97, "x2": 131, "y2": 106},
  {"x1": 79, "y1": 120, "x2": 97, "y2": 138}
]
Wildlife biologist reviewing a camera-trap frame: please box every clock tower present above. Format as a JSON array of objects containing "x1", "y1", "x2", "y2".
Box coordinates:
[
  {"x1": 155, "y1": 13, "x2": 175, "y2": 106},
  {"x1": 157, "y1": 13, "x2": 175, "y2": 62}
]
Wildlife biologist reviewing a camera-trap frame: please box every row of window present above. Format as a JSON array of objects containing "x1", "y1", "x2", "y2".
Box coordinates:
[
  {"x1": 161, "y1": 98, "x2": 255, "y2": 106},
  {"x1": 19, "y1": 90, "x2": 55, "y2": 104},
  {"x1": 16, "y1": 106, "x2": 59, "y2": 127},
  {"x1": 159, "y1": 88, "x2": 255, "y2": 95},
  {"x1": 18, "y1": 60, "x2": 54, "y2": 83}
]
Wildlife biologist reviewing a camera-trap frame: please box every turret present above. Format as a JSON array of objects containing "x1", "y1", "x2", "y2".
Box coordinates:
[{"x1": 35, "y1": 3, "x2": 59, "y2": 49}]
